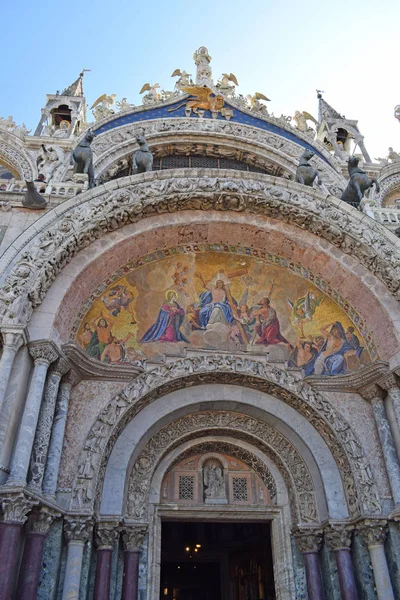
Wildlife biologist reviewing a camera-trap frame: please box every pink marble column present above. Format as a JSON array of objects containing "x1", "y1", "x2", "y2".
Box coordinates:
[
  {"x1": 0, "y1": 493, "x2": 34, "y2": 600},
  {"x1": 93, "y1": 523, "x2": 119, "y2": 600},
  {"x1": 325, "y1": 526, "x2": 358, "y2": 600},
  {"x1": 15, "y1": 507, "x2": 58, "y2": 600},
  {"x1": 295, "y1": 529, "x2": 324, "y2": 600},
  {"x1": 121, "y1": 525, "x2": 148, "y2": 600}
]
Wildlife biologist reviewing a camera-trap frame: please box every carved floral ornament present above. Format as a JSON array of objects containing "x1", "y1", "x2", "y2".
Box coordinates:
[
  {"x1": 70, "y1": 355, "x2": 381, "y2": 521},
  {"x1": 0, "y1": 170, "x2": 399, "y2": 329}
]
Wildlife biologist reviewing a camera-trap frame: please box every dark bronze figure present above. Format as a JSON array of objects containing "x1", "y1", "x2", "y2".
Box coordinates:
[
  {"x1": 133, "y1": 135, "x2": 153, "y2": 173},
  {"x1": 22, "y1": 181, "x2": 48, "y2": 209},
  {"x1": 295, "y1": 149, "x2": 320, "y2": 187},
  {"x1": 71, "y1": 130, "x2": 96, "y2": 188},
  {"x1": 341, "y1": 156, "x2": 380, "y2": 207}
]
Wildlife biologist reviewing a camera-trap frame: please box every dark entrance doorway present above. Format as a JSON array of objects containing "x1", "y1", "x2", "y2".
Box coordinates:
[{"x1": 160, "y1": 521, "x2": 275, "y2": 600}]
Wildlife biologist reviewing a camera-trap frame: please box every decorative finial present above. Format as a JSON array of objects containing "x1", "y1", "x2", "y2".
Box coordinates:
[{"x1": 316, "y1": 89, "x2": 324, "y2": 99}]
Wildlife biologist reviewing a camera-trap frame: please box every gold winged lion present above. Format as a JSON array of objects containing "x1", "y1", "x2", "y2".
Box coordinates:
[{"x1": 168, "y1": 85, "x2": 225, "y2": 116}]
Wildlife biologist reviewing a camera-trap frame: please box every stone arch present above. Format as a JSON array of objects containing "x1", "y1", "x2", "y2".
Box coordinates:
[
  {"x1": 122, "y1": 412, "x2": 320, "y2": 525},
  {"x1": 1, "y1": 170, "x2": 399, "y2": 336},
  {"x1": 70, "y1": 359, "x2": 381, "y2": 521},
  {"x1": 0, "y1": 133, "x2": 36, "y2": 180},
  {"x1": 149, "y1": 438, "x2": 284, "y2": 508}
]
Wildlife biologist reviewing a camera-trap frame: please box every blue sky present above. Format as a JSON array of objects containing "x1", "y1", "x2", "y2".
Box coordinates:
[{"x1": 1, "y1": 0, "x2": 399, "y2": 157}]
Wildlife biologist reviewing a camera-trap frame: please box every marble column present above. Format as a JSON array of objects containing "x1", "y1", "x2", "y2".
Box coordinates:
[
  {"x1": 15, "y1": 506, "x2": 59, "y2": 600},
  {"x1": 0, "y1": 493, "x2": 35, "y2": 600},
  {"x1": 294, "y1": 529, "x2": 324, "y2": 600},
  {"x1": 363, "y1": 385, "x2": 400, "y2": 507},
  {"x1": 93, "y1": 523, "x2": 120, "y2": 600},
  {"x1": 121, "y1": 525, "x2": 148, "y2": 600},
  {"x1": 325, "y1": 526, "x2": 358, "y2": 600},
  {"x1": 379, "y1": 374, "x2": 400, "y2": 463},
  {"x1": 0, "y1": 328, "x2": 26, "y2": 415},
  {"x1": 359, "y1": 520, "x2": 395, "y2": 600},
  {"x1": 42, "y1": 370, "x2": 78, "y2": 497},
  {"x1": 7, "y1": 341, "x2": 59, "y2": 486},
  {"x1": 61, "y1": 518, "x2": 93, "y2": 600},
  {"x1": 29, "y1": 357, "x2": 71, "y2": 491}
]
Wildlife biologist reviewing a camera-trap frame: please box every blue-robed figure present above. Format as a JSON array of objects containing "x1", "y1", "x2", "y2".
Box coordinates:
[
  {"x1": 140, "y1": 290, "x2": 189, "y2": 343},
  {"x1": 310, "y1": 321, "x2": 362, "y2": 376},
  {"x1": 197, "y1": 278, "x2": 235, "y2": 328}
]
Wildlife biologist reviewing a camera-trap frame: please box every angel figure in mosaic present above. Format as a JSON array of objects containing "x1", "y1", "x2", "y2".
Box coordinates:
[{"x1": 288, "y1": 291, "x2": 324, "y2": 337}]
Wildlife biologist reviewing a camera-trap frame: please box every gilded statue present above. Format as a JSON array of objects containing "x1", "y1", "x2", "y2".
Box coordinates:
[{"x1": 168, "y1": 86, "x2": 225, "y2": 117}]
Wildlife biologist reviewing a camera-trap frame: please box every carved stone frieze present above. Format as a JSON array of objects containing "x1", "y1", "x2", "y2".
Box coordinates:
[
  {"x1": 123, "y1": 410, "x2": 315, "y2": 523},
  {"x1": 28, "y1": 341, "x2": 59, "y2": 366},
  {"x1": 1, "y1": 492, "x2": 37, "y2": 524},
  {"x1": 358, "y1": 519, "x2": 388, "y2": 547},
  {"x1": 1, "y1": 170, "x2": 399, "y2": 332},
  {"x1": 121, "y1": 525, "x2": 148, "y2": 552},
  {"x1": 0, "y1": 138, "x2": 35, "y2": 180},
  {"x1": 70, "y1": 356, "x2": 380, "y2": 520},
  {"x1": 95, "y1": 522, "x2": 120, "y2": 548},
  {"x1": 293, "y1": 528, "x2": 324, "y2": 553},
  {"x1": 324, "y1": 525, "x2": 353, "y2": 550},
  {"x1": 64, "y1": 517, "x2": 93, "y2": 542}
]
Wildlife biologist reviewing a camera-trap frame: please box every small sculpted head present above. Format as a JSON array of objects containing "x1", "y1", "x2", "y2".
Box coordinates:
[
  {"x1": 302, "y1": 149, "x2": 315, "y2": 161},
  {"x1": 348, "y1": 156, "x2": 359, "y2": 169},
  {"x1": 85, "y1": 130, "x2": 95, "y2": 143}
]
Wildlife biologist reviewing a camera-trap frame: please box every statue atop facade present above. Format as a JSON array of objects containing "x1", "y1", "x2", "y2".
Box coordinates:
[
  {"x1": 116, "y1": 98, "x2": 135, "y2": 112},
  {"x1": 133, "y1": 135, "x2": 153, "y2": 173},
  {"x1": 193, "y1": 46, "x2": 213, "y2": 87},
  {"x1": 216, "y1": 73, "x2": 239, "y2": 98},
  {"x1": 295, "y1": 149, "x2": 321, "y2": 187},
  {"x1": 139, "y1": 83, "x2": 161, "y2": 105},
  {"x1": 37, "y1": 144, "x2": 63, "y2": 181},
  {"x1": 203, "y1": 459, "x2": 227, "y2": 503},
  {"x1": 388, "y1": 147, "x2": 400, "y2": 163},
  {"x1": 171, "y1": 69, "x2": 193, "y2": 91},
  {"x1": 247, "y1": 93, "x2": 270, "y2": 115},
  {"x1": 71, "y1": 130, "x2": 96, "y2": 188},
  {"x1": 293, "y1": 111, "x2": 318, "y2": 133},
  {"x1": 341, "y1": 156, "x2": 380, "y2": 207},
  {"x1": 90, "y1": 94, "x2": 116, "y2": 121}
]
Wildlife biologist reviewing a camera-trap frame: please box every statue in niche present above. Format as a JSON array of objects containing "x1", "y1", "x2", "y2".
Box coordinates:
[{"x1": 203, "y1": 459, "x2": 227, "y2": 503}]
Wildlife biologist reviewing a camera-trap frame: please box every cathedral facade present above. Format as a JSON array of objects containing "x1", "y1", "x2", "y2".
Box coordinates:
[{"x1": 0, "y1": 47, "x2": 400, "y2": 599}]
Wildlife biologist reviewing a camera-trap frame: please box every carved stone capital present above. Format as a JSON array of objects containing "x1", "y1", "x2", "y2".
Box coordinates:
[
  {"x1": 64, "y1": 517, "x2": 93, "y2": 543},
  {"x1": 50, "y1": 356, "x2": 71, "y2": 378},
  {"x1": 27, "y1": 506, "x2": 60, "y2": 535},
  {"x1": 0, "y1": 327, "x2": 28, "y2": 352},
  {"x1": 324, "y1": 525, "x2": 353, "y2": 550},
  {"x1": 62, "y1": 368, "x2": 81, "y2": 388},
  {"x1": 360, "y1": 384, "x2": 385, "y2": 402},
  {"x1": 121, "y1": 525, "x2": 148, "y2": 552},
  {"x1": 358, "y1": 520, "x2": 388, "y2": 547},
  {"x1": 95, "y1": 522, "x2": 120, "y2": 549},
  {"x1": 29, "y1": 341, "x2": 59, "y2": 366},
  {"x1": 1, "y1": 492, "x2": 37, "y2": 524},
  {"x1": 293, "y1": 528, "x2": 324, "y2": 553},
  {"x1": 378, "y1": 373, "x2": 400, "y2": 393}
]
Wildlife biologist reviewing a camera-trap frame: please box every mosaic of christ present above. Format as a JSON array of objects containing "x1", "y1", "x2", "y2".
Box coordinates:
[{"x1": 75, "y1": 252, "x2": 374, "y2": 377}]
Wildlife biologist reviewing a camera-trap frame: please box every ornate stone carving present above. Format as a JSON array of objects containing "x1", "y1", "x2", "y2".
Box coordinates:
[
  {"x1": 358, "y1": 520, "x2": 388, "y2": 547},
  {"x1": 1, "y1": 493, "x2": 37, "y2": 524},
  {"x1": 121, "y1": 525, "x2": 148, "y2": 552},
  {"x1": 64, "y1": 517, "x2": 93, "y2": 542},
  {"x1": 360, "y1": 384, "x2": 386, "y2": 402},
  {"x1": 1, "y1": 170, "x2": 398, "y2": 332},
  {"x1": 71, "y1": 356, "x2": 380, "y2": 519},
  {"x1": 324, "y1": 525, "x2": 353, "y2": 550},
  {"x1": 294, "y1": 528, "x2": 324, "y2": 553},
  {"x1": 168, "y1": 441, "x2": 277, "y2": 502},
  {"x1": 28, "y1": 341, "x2": 59, "y2": 365},
  {"x1": 0, "y1": 328, "x2": 27, "y2": 352},
  {"x1": 50, "y1": 356, "x2": 71, "y2": 378},
  {"x1": 27, "y1": 506, "x2": 60, "y2": 534},
  {"x1": 378, "y1": 373, "x2": 400, "y2": 393},
  {"x1": 95, "y1": 522, "x2": 120, "y2": 548},
  {"x1": 123, "y1": 410, "x2": 316, "y2": 522}
]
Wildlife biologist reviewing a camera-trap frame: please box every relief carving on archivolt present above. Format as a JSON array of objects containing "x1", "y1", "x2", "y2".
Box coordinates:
[
  {"x1": 70, "y1": 355, "x2": 381, "y2": 520},
  {"x1": 124, "y1": 411, "x2": 318, "y2": 524}
]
